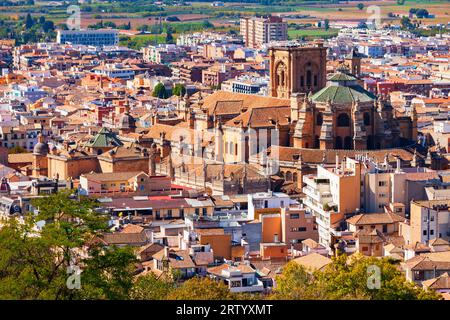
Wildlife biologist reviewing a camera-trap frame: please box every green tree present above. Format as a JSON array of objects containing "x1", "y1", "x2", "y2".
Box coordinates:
[
  {"x1": 172, "y1": 84, "x2": 186, "y2": 97},
  {"x1": 401, "y1": 16, "x2": 415, "y2": 30},
  {"x1": 131, "y1": 273, "x2": 175, "y2": 300},
  {"x1": 165, "y1": 30, "x2": 174, "y2": 43},
  {"x1": 415, "y1": 9, "x2": 429, "y2": 19},
  {"x1": 167, "y1": 277, "x2": 235, "y2": 300},
  {"x1": 324, "y1": 19, "x2": 330, "y2": 31},
  {"x1": 25, "y1": 13, "x2": 34, "y2": 29},
  {"x1": 273, "y1": 254, "x2": 441, "y2": 300},
  {"x1": 152, "y1": 82, "x2": 168, "y2": 99},
  {"x1": 357, "y1": 3, "x2": 364, "y2": 10},
  {"x1": 0, "y1": 191, "x2": 137, "y2": 300}
]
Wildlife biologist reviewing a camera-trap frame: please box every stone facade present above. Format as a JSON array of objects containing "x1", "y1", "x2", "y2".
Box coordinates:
[{"x1": 269, "y1": 42, "x2": 327, "y2": 99}]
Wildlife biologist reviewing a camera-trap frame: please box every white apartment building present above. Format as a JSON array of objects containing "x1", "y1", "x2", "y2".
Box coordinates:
[
  {"x1": 93, "y1": 63, "x2": 136, "y2": 79},
  {"x1": 142, "y1": 44, "x2": 188, "y2": 64},
  {"x1": 57, "y1": 29, "x2": 119, "y2": 46},
  {"x1": 240, "y1": 16, "x2": 288, "y2": 49},
  {"x1": 247, "y1": 191, "x2": 296, "y2": 220},
  {"x1": 302, "y1": 157, "x2": 361, "y2": 249}
]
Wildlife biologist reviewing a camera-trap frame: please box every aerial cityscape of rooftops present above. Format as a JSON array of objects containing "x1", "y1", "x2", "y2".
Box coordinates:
[{"x1": 0, "y1": 0, "x2": 450, "y2": 303}]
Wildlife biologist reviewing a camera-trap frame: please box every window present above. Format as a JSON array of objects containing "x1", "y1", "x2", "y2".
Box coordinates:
[
  {"x1": 382, "y1": 224, "x2": 387, "y2": 233},
  {"x1": 298, "y1": 227, "x2": 307, "y2": 232},
  {"x1": 430, "y1": 229, "x2": 434, "y2": 236},
  {"x1": 167, "y1": 209, "x2": 172, "y2": 218},
  {"x1": 335, "y1": 136, "x2": 343, "y2": 149},
  {"x1": 306, "y1": 70, "x2": 312, "y2": 87},
  {"x1": 363, "y1": 112, "x2": 371, "y2": 126},
  {"x1": 430, "y1": 215, "x2": 434, "y2": 222},
  {"x1": 202, "y1": 208, "x2": 207, "y2": 215},
  {"x1": 378, "y1": 181, "x2": 386, "y2": 187},
  {"x1": 359, "y1": 226, "x2": 364, "y2": 230},
  {"x1": 290, "y1": 213, "x2": 300, "y2": 219},
  {"x1": 316, "y1": 112, "x2": 323, "y2": 126},
  {"x1": 337, "y1": 113, "x2": 350, "y2": 127},
  {"x1": 362, "y1": 246, "x2": 368, "y2": 252},
  {"x1": 423, "y1": 230, "x2": 427, "y2": 236}
]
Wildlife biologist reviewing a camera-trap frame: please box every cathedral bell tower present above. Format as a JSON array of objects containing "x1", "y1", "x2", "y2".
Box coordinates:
[{"x1": 269, "y1": 41, "x2": 327, "y2": 99}]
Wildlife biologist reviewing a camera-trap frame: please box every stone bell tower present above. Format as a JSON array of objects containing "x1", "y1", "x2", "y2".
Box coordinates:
[{"x1": 269, "y1": 40, "x2": 327, "y2": 99}]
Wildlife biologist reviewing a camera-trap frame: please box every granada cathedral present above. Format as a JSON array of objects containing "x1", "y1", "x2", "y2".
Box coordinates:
[{"x1": 268, "y1": 41, "x2": 417, "y2": 150}]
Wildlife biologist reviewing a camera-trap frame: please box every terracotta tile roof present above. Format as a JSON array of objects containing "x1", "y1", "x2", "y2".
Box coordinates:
[
  {"x1": 404, "y1": 251, "x2": 450, "y2": 271},
  {"x1": 102, "y1": 231, "x2": 148, "y2": 246},
  {"x1": 98, "y1": 146, "x2": 148, "y2": 160},
  {"x1": 267, "y1": 146, "x2": 415, "y2": 163},
  {"x1": 152, "y1": 249, "x2": 195, "y2": 269},
  {"x1": 224, "y1": 106, "x2": 291, "y2": 128},
  {"x1": 7, "y1": 153, "x2": 34, "y2": 164},
  {"x1": 422, "y1": 273, "x2": 450, "y2": 290},
  {"x1": 196, "y1": 228, "x2": 225, "y2": 236},
  {"x1": 81, "y1": 171, "x2": 145, "y2": 182},
  {"x1": 347, "y1": 212, "x2": 406, "y2": 226},
  {"x1": 202, "y1": 91, "x2": 289, "y2": 117},
  {"x1": 121, "y1": 224, "x2": 144, "y2": 234},
  {"x1": 302, "y1": 238, "x2": 323, "y2": 249}
]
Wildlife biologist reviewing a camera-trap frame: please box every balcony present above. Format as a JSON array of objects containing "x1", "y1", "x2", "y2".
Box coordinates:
[
  {"x1": 303, "y1": 175, "x2": 330, "y2": 189},
  {"x1": 229, "y1": 279, "x2": 264, "y2": 293},
  {"x1": 303, "y1": 186, "x2": 332, "y2": 203}
]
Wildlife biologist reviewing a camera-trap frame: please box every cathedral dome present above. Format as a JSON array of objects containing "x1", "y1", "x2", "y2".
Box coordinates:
[
  {"x1": 33, "y1": 134, "x2": 49, "y2": 155},
  {"x1": 310, "y1": 65, "x2": 376, "y2": 105}
]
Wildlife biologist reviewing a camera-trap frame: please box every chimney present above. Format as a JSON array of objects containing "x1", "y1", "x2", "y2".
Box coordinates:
[
  {"x1": 396, "y1": 157, "x2": 401, "y2": 173},
  {"x1": 164, "y1": 246, "x2": 169, "y2": 258}
]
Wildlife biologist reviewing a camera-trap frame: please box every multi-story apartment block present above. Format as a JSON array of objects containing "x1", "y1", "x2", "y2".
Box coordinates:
[
  {"x1": 142, "y1": 44, "x2": 188, "y2": 64},
  {"x1": 240, "y1": 16, "x2": 288, "y2": 49},
  {"x1": 302, "y1": 157, "x2": 361, "y2": 249},
  {"x1": 57, "y1": 29, "x2": 118, "y2": 46},
  {"x1": 402, "y1": 200, "x2": 450, "y2": 246}
]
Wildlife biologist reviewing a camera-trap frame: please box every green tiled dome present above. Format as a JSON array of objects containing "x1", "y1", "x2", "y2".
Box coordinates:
[
  {"x1": 85, "y1": 128, "x2": 123, "y2": 148},
  {"x1": 311, "y1": 69, "x2": 376, "y2": 104}
]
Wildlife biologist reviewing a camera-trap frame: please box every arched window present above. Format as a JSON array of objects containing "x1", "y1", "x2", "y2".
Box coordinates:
[
  {"x1": 286, "y1": 171, "x2": 293, "y2": 182},
  {"x1": 229, "y1": 142, "x2": 233, "y2": 155},
  {"x1": 335, "y1": 136, "x2": 343, "y2": 149},
  {"x1": 293, "y1": 172, "x2": 298, "y2": 182},
  {"x1": 314, "y1": 135, "x2": 320, "y2": 149},
  {"x1": 367, "y1": 135, "x2": 374, "y2": 150},
  {"x1": 276, "y1": 62, "x2": 286, "y2": 88},
  {"x1": 316, "y1": 112, "x2": 323, "y2": 126},
  {"x1": 235, "y1": 143, "x2": 238, "y2": 156},
  {"x1": 337, "y1": 113, "x2": 350, "y2": 127},
  {"x1": 306, "y1": 70, "x2": 312, "y2": 87},
  {"x1": 363, "y1": 112, "x2": 371, "y2": 126},
  {"x1": 280, "y1": 171, "x2": 285, "y2": 179},
  {"x1": 344, "y1": 136, "x2": 352, "y2": 149}
]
